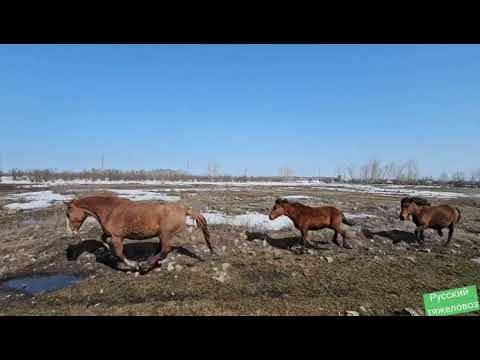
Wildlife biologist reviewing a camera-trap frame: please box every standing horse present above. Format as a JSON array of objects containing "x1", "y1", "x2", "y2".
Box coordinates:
[
  {"x1": 399, "y1": 197, "x2": 461, "y2": 246},
  {"x1": 64, "y1": 195, "x2": 215, "y2": 273},
  {"x1": 268, "y1": 199, "x2": 355, "y2": 250}
]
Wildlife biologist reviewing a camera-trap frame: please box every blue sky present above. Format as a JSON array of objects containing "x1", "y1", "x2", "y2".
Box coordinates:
[{"x1": 0, "y1": 44, "x2": 478, "y2": 177}]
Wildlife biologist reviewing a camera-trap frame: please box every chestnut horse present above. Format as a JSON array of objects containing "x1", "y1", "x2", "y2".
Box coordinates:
[
  {"x1": 64, "y1": 195, "x2": 215, "y2": 273},
  {"x1": 399, "y1": 197, "x2": 461, "y2": 246},
  {"x1": 268, "y1": 199, "x2": 355, "y2": 250}
]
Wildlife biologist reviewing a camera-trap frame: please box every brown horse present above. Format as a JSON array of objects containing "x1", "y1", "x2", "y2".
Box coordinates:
[
  {"x1": 268, "y1": 199, "x2": 355, "y2": 250},
  {"x1": 64, "y1": 195, "x2": 215, "y2": 273},
  {"x1": 399, "y1": 197, "x2": 461, "y2": 246}
]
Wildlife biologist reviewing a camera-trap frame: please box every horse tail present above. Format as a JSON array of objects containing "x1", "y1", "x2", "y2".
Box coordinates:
[
  {"x1": 342, "y1": 212, "x2": 356, "y2": 226},
  {"x1": 456, "y1": 207, "x2": 461, "y2": 224},
  {"x1": 186, "y1": 208, "x2": 215, "y2": 254}
]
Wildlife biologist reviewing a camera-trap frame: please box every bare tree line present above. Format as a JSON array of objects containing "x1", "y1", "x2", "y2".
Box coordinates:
[
  {"x1": 341, "y1": 159, "x2": 480, "y2": 185},
  {"x1": 1, "y1": 161, "x2": 479, "y2": 186},
  {"x1": 4, "y1": 168, "x2": 191, "y2": 182},
  {"x1": 341, "y1": 159, "x2": 420, "y2": 183}
]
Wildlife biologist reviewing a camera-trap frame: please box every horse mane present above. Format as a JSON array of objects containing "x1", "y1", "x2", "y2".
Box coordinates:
[{"x1": 401, "y1": 197, "x2": 431, "y2": 206}]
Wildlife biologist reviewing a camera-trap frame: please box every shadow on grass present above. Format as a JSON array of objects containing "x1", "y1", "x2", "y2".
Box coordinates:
[
  {"x1": 66, "y1": 239, "x2": 205, "y2": 270},
  {"x1": 245, "y1": 231, "x2": 333, "y2": 250},
  {"x1": 373, "y1": 230, "x2": 417, "y2": 244}
]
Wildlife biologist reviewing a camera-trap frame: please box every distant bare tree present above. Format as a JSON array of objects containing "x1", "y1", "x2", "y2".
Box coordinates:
[
  {"x1": 346, "y1": 164, "x2": 356, "y2": 181},
  {"x1": 369, "y1": 159, "x2": 382, "y2": 180},
  {"x1": 469, "y1": 169, "x2": 480, "y2": 183},
  {"x1": 475, "y1": 169, "x2": 480, "y2": 183},
  {"x1": 335, "y1": 166, "x2": 345, "y2": 181},
  {"x1": 396, "y1": 162, "x2": 407, "y2": 182},
  {"x1": 279, "y1": 167, "x2": 294, "y2": 182},
  {"x1": 406, "y1": 160, "x2": 419, "y2": 182},
  {"x1": 359, "y1": 164, "x2": 369, "y2": 182},
  {"x1": 208, "y1": 162, "x2": 220, "y2": 180},
  {"x1": 452, "y1": 170, "x2": 466, "y2": 183},
  {"x1": 439, "y1": 172, "x2": 449, "y2": 183}
]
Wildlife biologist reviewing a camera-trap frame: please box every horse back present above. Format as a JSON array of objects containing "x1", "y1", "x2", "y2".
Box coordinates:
[
  {"x1": 420, "y1": 205, "x2": 458, "y2": 227},
  {"x1": 300, "y1": 205, "x2": 341, "y2": 228},
  {"x1": 105, "y1": 202, "x2": 186, "y2": 236}
]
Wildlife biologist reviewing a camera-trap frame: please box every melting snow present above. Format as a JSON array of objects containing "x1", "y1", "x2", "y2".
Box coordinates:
[
  {"x1": 344, "y1": 213, "x2": 378, "y2": 219},
  {"x1": 281, "y1": 195, "x2": 314, "y2": 200},
  {"x1": 4, "y1": 191, "x2": 73, "y2": 210},
  {"x1": 106, "y1": 189, "x2": 180, "y2": 202},
  {"x1": 187, "y1": 212, "x2": 295, "y2": 231}
]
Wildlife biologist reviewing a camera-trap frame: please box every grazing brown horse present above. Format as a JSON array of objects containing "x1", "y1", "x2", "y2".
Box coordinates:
[
  {"x1": 399, "y1": 197, "x2": 461, "y2": 246},
  {"x1": 64, "y1": 195, "x2": 215, "y2": 273},
  {"x1": 268, "y1": 199, "x2": 355, "y2": 250}
]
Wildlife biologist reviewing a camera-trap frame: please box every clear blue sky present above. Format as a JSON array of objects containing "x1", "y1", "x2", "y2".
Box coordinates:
[{"x1": 0, "y1": 45, "x2": 479, "y2": 177}]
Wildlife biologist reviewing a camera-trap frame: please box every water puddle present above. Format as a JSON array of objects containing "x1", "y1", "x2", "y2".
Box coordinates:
[{"x1": 2, "y1": 274, "x2": 82, "y2": 295}]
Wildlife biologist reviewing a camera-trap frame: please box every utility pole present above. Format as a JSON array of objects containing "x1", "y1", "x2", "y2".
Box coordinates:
[
  {"x1": 0, "y1": 152, "x2": 2, "y2": 183},
  {"x1": 101, "y1": 155, "x2": 104, "y2": 170}
]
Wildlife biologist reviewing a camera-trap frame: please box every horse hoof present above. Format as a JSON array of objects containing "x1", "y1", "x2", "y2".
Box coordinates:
[
  {"x1": 123, "y1": 259, "x2": 140, "y2": 270},
  {"x1": 116, "y1": 262, "x2": 132, "y2": 271},
  {"x1": 293, "y1": 247, "x2": 305, "y2": 255},
  {"x1": 139, "y1": 260, "x2": 155, "y2": 272}
]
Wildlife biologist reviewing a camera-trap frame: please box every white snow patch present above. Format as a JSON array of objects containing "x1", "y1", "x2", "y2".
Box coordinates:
[
  {"x1": 314, "y1": 184, "x2": 478, "y2": 199},
  {"x1": 106, "y1": 189, "x2": 180, "y2": 202},
  {"x1": 344, "y1": 213, "x2": 378, "y2": 219},
  {"x1": 281, "y1": 195, "x2": 314, "y2": 200},
  {"x1": 187, "y1": 212, "x2": 295, "y2": 231},
  {"x1": 2, "y1": 177, "x2": 478, "y2": 199},
  {"x1": 4, "y1": 191, "x2": 73, "y2": 210}
]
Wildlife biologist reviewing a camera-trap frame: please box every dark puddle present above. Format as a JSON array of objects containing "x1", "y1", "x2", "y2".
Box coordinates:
[{"x1": 1, "y1": 274, "x2": 82, "y2": 295}]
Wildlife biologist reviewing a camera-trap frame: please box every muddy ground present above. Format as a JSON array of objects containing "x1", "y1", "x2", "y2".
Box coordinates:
[{"x1": 0, "y1": 183, "x2": 479, "y2": 316}]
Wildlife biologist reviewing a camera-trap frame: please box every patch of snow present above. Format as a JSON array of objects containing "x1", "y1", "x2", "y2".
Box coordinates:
[
  {"x1": 187, "y1": 212, "x2": 295, "y2": 231},
  {"x1": 281, "y1": 195, "x2": 314, "y2": 200},
  {"x1": 3, "y1": 191, "x2": 73, "y2": 210},
  {"x1": 344, "y1": 213, "x2": 378, "y2": 219},
  {"x1": 2, "y1": 177, "x2": 478, "y2": 199},
  {"x1": 106, "y1": 189, "x2": 180, "y2": 202}
]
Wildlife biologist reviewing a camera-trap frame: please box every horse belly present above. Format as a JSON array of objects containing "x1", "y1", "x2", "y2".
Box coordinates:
[
  {"x1": 126, "y1": 230, "x2": 158, "y2": 241},
  {"x1": 124, "y1": 222, "x2": 159, "y2": 240},
  {"x1": 307, "y1": 221, "x2": 328, "y2": 231}
]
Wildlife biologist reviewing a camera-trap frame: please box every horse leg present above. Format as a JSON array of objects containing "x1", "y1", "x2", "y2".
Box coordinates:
[
  {"x1": 331, "y1": 231, "x2": 341, "y2": 246},
  {"x1": 339, "y1": 229, "x2": 352, "y2": 249},
  {"x1": 301, "y1": 229, "x2": 316, "y2": 249},
  {"x1": 414, "y1": 228, "x2": 420, "y2": 242},
  {"x1": 140, "y1": 242, "x2": 173, "y2": 273},
  {"x1": 331, "y1": 224, "x2": 351, "y2": 249},
  {"x1": 417, "y1": 225, "x2": 428, "y2": 244},
  {"x1": 101, "y1": 233, "x2": 110, "y2": 250},
  {"x1": 140, "y1": 228, "x2": 181, "y2": 273},
  {"x1": 445, "y1": 225, "x2": 454, "y2": 247},
  {"x1": 111, "y1": 236, "x2": 139, "y2": 270}
]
